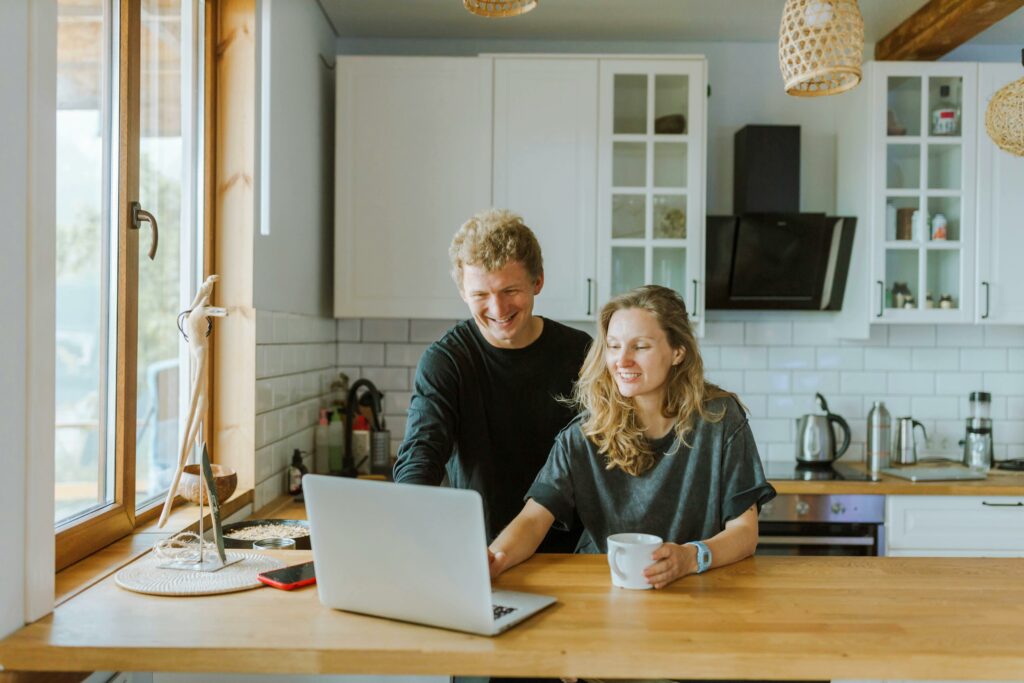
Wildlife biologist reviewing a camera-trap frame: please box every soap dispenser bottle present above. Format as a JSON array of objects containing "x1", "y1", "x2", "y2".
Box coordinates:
[{"x1": 287, "y1": 449, "x2": 309, "y2": 496}]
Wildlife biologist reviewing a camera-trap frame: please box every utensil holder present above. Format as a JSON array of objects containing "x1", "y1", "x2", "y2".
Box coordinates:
[{"x1": 370, "y1": 430, "x2": 391, "y2": 475}]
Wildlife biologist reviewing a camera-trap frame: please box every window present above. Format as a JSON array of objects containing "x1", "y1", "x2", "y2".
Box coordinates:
[{"x1": 55, "y1": 0, "x2": 207, "y2": 570}]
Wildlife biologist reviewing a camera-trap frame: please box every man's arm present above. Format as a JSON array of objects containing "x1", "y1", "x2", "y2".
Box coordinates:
[{"x1": 392, "y1": 347, "x2": 460, "y2": 485}]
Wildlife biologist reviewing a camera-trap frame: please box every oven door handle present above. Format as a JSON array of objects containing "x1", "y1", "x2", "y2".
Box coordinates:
[{"x1": 758, "y1": 536, "x2": 875, "y2": 546}]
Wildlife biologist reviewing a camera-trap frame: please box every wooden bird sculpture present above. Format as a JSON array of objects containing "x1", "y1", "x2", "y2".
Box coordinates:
[{"x1": 158, "y1": 274, "x2": 227, "y2": 528}]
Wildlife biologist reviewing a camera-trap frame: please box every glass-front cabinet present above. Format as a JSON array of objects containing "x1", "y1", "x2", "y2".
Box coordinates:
[
  {"x1": 872, "y1": 62, "x2": 977, "y2": 323},
  {"x1": 598, "y1": 59, "x2": 706, "y2": 336}
]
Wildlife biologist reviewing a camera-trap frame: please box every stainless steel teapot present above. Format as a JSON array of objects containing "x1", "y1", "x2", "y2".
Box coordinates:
[
  {"x1": 795, "y1": 393, "x2": 851, "y2": 464},
  {"x1": 892, "y1": 417, "x2": 928, "y2": 466}
]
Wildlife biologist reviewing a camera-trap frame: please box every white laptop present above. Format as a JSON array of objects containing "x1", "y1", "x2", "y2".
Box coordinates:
[{"x1": 302, "y1": 474, "x2": 556, "y2": 636}]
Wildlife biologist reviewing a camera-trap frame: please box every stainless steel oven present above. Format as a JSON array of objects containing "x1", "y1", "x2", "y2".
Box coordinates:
[{"x1": 757, "y1": 494, "x2": 885, "y2": 556}]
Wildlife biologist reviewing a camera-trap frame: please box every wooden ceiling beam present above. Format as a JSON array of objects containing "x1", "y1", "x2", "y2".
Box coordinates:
[{"x1": 875, "y1": 0, "x2": 1024, "y2": 61}]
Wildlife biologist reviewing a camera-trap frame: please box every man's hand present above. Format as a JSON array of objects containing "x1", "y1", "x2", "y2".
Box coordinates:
[
  {"x1": 488, "y1": 547, "x2": 509, "y2": 578},
  {"x1": 643, "y1": 542, "x2": 697, "y2": 589}
]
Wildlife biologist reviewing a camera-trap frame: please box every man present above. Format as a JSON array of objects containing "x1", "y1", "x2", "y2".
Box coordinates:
[{"x1": 393, "y1": 208, "x2": 591, "y2": 553}]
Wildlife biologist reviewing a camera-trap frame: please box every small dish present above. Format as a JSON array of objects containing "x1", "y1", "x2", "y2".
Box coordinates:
[{"x1": 177, "y1": 464, "x2": 237, "y2": 505}]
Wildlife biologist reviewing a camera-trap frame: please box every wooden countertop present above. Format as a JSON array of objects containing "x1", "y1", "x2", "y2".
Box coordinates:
[
  {"x1": 770, "y1": 463, "x2": 1024, "y2": 496},
  {"x1": 2, "y1": 553, "x2": 1024, "y2": 680}
]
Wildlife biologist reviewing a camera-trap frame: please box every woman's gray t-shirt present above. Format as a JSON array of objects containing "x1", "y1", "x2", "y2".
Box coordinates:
[{"x1": 525, "y1": 397, "x2": 776, "y2": 554}]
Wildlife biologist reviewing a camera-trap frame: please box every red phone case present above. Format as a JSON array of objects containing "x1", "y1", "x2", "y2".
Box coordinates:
[{"x1": 257, "y1": 564, "x2": 316, "y2": 590}]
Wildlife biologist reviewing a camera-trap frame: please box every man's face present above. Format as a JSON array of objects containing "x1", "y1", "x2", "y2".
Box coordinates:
[{"x1": 460, "y1": 261, "x2": 543, "y2": 349}]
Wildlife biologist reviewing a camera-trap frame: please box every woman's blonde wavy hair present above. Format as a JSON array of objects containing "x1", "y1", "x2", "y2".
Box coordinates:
[{"x1": 573, "y1": 285, "x2": 736, "y2": 476}]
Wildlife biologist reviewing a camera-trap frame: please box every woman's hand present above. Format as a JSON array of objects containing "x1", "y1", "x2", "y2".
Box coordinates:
[
  {"x1": 643, "y1": 542, "x2": 697, "y2": 589},
  {"x1": 488, "y1": 548, "x2": 509, "y2": 578}
]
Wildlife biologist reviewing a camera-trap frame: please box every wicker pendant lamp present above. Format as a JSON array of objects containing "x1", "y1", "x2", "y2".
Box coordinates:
[
  {"x1": 779, "y1": 0, "x2": 864, "y2": 97},
  {"x1": 985, "y1": 49, "x2": 1024, "y2": 157},
  {"x1": 463, "y1": 0, "x2": 538, "y2": 18}
]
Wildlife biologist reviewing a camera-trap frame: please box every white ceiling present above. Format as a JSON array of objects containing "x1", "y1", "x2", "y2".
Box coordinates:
[{"x1": 319, "y1": 0, "x2": 1024, "y2": 45}]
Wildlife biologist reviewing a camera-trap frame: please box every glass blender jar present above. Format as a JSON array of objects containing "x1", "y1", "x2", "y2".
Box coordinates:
[{"x1": 962, "y1": 391, "x2": 993, "y2": 471}]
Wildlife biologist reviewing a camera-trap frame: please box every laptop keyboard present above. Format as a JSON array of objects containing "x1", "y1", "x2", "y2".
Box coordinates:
[{"x1": 492, "y1": 604, "x2": 517, "y2": 620}]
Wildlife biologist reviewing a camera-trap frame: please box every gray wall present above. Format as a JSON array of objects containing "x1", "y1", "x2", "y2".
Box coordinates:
[{"x1": 254, "y1": 0, "x2": 336, "y2": 317}]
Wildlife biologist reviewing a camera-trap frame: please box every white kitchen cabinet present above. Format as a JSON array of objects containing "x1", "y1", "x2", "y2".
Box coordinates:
[
  {"x1": 493, "y1": 57, "x2": 598, "y2": 321},
  {"x1": 975, "y1": 63, "x2": 1024, "y2": 325},
  {"x1": 869, "y1": 62, "x2": 978, "y2": 324},
  {"x1": 334, "y1": 57, "x2": 492, "y2": 319},
  {"x1": 597, "y1": 58, "x2": 707, "y2": 337},
  {"x1": 886, "y1": 494, "x2": 1024, "y2": 557}
]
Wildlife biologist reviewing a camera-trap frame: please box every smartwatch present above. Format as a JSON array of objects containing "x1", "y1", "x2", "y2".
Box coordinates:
[{"x1": 686, "y1": 540, "x2": 712, "y2": 574}]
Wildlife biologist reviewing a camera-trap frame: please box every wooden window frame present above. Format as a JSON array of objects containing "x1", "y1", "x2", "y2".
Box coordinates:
[{"x1": 55, "y1": 0, "x2": 218, "y2": 571}]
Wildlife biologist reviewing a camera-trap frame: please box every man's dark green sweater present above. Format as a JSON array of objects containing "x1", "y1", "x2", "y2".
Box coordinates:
[{"x1": 393, "y1": 318, "x2": 591, "y2": 553}]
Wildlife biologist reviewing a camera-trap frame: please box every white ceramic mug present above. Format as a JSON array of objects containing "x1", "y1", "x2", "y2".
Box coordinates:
[{"x1": 606, "y1": 533, "x2": 663, "y2": 590}]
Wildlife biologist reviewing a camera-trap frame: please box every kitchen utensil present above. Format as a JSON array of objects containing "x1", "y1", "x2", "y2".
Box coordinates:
[
  {"x1": 962, "y1": 419, "x2": 994, "y2": 471},
  {"x1": 795, "y1": 393, "x2": 851, "y2": 464},
  {"x1": 865, "y1": 401, "x2": 892, "y2": 477},
  {"x1": 892, "y1": 417, "x2": 927, "y2": 466}
]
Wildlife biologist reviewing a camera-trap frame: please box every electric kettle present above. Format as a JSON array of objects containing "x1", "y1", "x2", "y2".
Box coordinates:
[{"x1": 795, "y1": 393, "x2": 851, "y2": 464}]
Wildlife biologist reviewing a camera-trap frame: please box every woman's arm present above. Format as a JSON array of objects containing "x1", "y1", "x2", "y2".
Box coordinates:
[
  {"x1": 488, "y1": 499, "x2": 557, "y2": 578},
  {"x1": 643, "y1": 504, "x2": 760, "y2": 589}
]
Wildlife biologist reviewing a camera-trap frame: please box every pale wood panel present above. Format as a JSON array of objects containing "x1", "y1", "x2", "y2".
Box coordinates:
[
  {"x1": 875, "y1": 0, "x2": 1024, "y2": 61},
  {"x1": 212, "y1": 0, "x2": 256, "y2": 492},
  {"x1": 771, "y1": 464, "x2": 1024, "y2": 496},
  {"x1": 2, "y1": 553, "x2": 1024, "y2": 679}
]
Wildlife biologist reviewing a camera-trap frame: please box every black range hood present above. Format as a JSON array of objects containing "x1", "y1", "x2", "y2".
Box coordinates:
[{"x1": 706, "y1": 125, "x2": 856, "y2": 311}]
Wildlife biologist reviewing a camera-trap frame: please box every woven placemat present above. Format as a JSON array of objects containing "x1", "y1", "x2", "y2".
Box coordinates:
[{"x1": 115, "y1": 551, "x2": 285, "y2": 596}]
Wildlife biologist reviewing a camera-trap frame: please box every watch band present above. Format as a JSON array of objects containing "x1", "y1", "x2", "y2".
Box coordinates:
[{"x1": 686, "y1": 540, "x2": 712, "y2": 574}]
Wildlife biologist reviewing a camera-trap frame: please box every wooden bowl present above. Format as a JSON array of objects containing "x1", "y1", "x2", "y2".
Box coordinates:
[{"x1": 177, "y1": 464, "x2": 238, "y2": 505}]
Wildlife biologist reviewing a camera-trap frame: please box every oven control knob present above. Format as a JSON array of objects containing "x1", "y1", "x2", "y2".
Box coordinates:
[
  {"x1": 831, "y1": 502, "x2": 846, "y2": 514},
  {"x1": 795, "y1": 501, "x2": 810, "y2": 515}
]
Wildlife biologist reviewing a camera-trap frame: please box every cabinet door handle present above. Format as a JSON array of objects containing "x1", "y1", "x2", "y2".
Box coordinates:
[
  {"x1": 690, "y1": 279, "x2": 699, "y2": 319},
  {"x1": 586, "y1": 278, "x2": 593, "y2": 316},
  {"x1": 981, "y1": 501, "x2": 1023, "y2": 507},
  {"x1": 981, "y1": 281, "x2": 990, "y2": 319},
  {"x1": 876, "y1": 280, "x2": 884, "y2": 318}
]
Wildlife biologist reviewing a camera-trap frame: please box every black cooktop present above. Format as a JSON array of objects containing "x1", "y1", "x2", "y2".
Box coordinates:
[{"x1": 765, "y1": 461, "x2": 873, "y2": 482}]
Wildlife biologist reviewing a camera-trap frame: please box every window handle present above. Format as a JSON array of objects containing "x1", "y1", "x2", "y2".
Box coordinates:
[{"x1": 131, "y1": 201, "x2": 159, "y2": 260}]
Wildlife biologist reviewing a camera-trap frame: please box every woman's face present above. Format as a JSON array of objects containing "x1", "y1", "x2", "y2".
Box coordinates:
[{"x1": 604, "y1": 307, "x2": 684, "y2": 403}]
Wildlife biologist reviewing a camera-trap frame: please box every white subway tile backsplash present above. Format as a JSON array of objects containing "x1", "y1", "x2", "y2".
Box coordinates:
[
  {"x1": 410, "y1": 319, "x2": 458, "y2": 342},
  {"x1": 741, "y1": 394, "x2": 767, "y2": 418},
  {"x1": 886, "y1": 372, "x2": 934, "y2": 395},
  {"x1": 911, "y1": 348, "x2": 959, "y2": 371},
  {"x1": 1009, "y1": 397, "x2": 1024, "y2": 418},
  {"x1": 706, "y1": 370, "x2": 744, "y2": 392},
  {"x1": 745, "y1": 322, "x2": 792, "y2": 346},
  {"x1": 336, "y1": 318, "x2": 361, "y2": 342},
  {"x1": 362, "y1": 366, "x2": 411, "y2": 391},
  {"x1": 747, "y1": 418, "x2": 792, "y2": 444},
  {"x1": 935, "y1": 372, "x2": 983, "y2": 395},
  {"x1": 792, "y1": 371, "x2": 840, "y2": 394},
  {"x1": 702, "y1": 322, "x2": 744, "y2": 345},
  {"x1": 1001, "y1": 420, "x2": 1024, "y2": 443},
  {"x1": 386, "y1": 343, "x2": 430, "y2": 367},
  {"x1": 911, "y1": 396, "x2": 959, "y2": 419},
  {"x1": 744, "y1": 370, "x2": 791, "y2": 394},
  {"x1": 337, "y1": 342, "x2": 385, "y2": 366},
  {"x1": 765, "y1": 442, "x2": 795, "y2": 462},
  {"x1": 362, "y1": 319, "x2": 410, "y2": 342},
  {"x1": 960, "y1": 348, "x2": 1007, "y2": 372},
  {"x1": 792, "y1": 322, "x2": 839, "y2": 345},
  {"x1": 698, "y1": 346, "x2": 721, "y2": 370},
  {"x1": 769, "y1": 347, "x2": 815, "y2": 370},
  {"x1": 984, "y1": 326, "x2": 1024, "y2": 347},
  {"x1": 984, "y1": 372, "x2": 1024, "y2": 395},
  {"x1": 816, "y1": 347, "x2": 864, "y2": 370},
  {"x1": 864, "y1": 347, "x2": 912, "y2": 370},
  {"x1": 839, "y1": 371, "x2": 887, "y2": 395},
  {"x1": 720, "y1": 346, "x2": 768, "y2": 370},
  {"x1": 936, "y1": 325, "x2": 985, "y2": 347},
  {"x1": 383, "y1": 391, "x2": 413, "y2": 416},
  {"x1": 1009, "y1": 348, "x2": 1024, "y2": 372},
  {"x1": 767, "y1": 395, "x2": 800, "y2": 419},
  {"x1": 887, "y1": 325, "x2": 936, "y2": 347}
]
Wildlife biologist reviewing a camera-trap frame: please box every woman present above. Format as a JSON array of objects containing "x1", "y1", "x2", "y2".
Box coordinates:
[{"x1": 488, "y1": 285, "x2": 775, "y2": 589}]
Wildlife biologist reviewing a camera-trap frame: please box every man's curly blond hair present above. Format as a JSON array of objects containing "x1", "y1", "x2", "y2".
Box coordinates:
[{"x1": 449, "y1": 209, "x2": 544, "y2": 290}]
